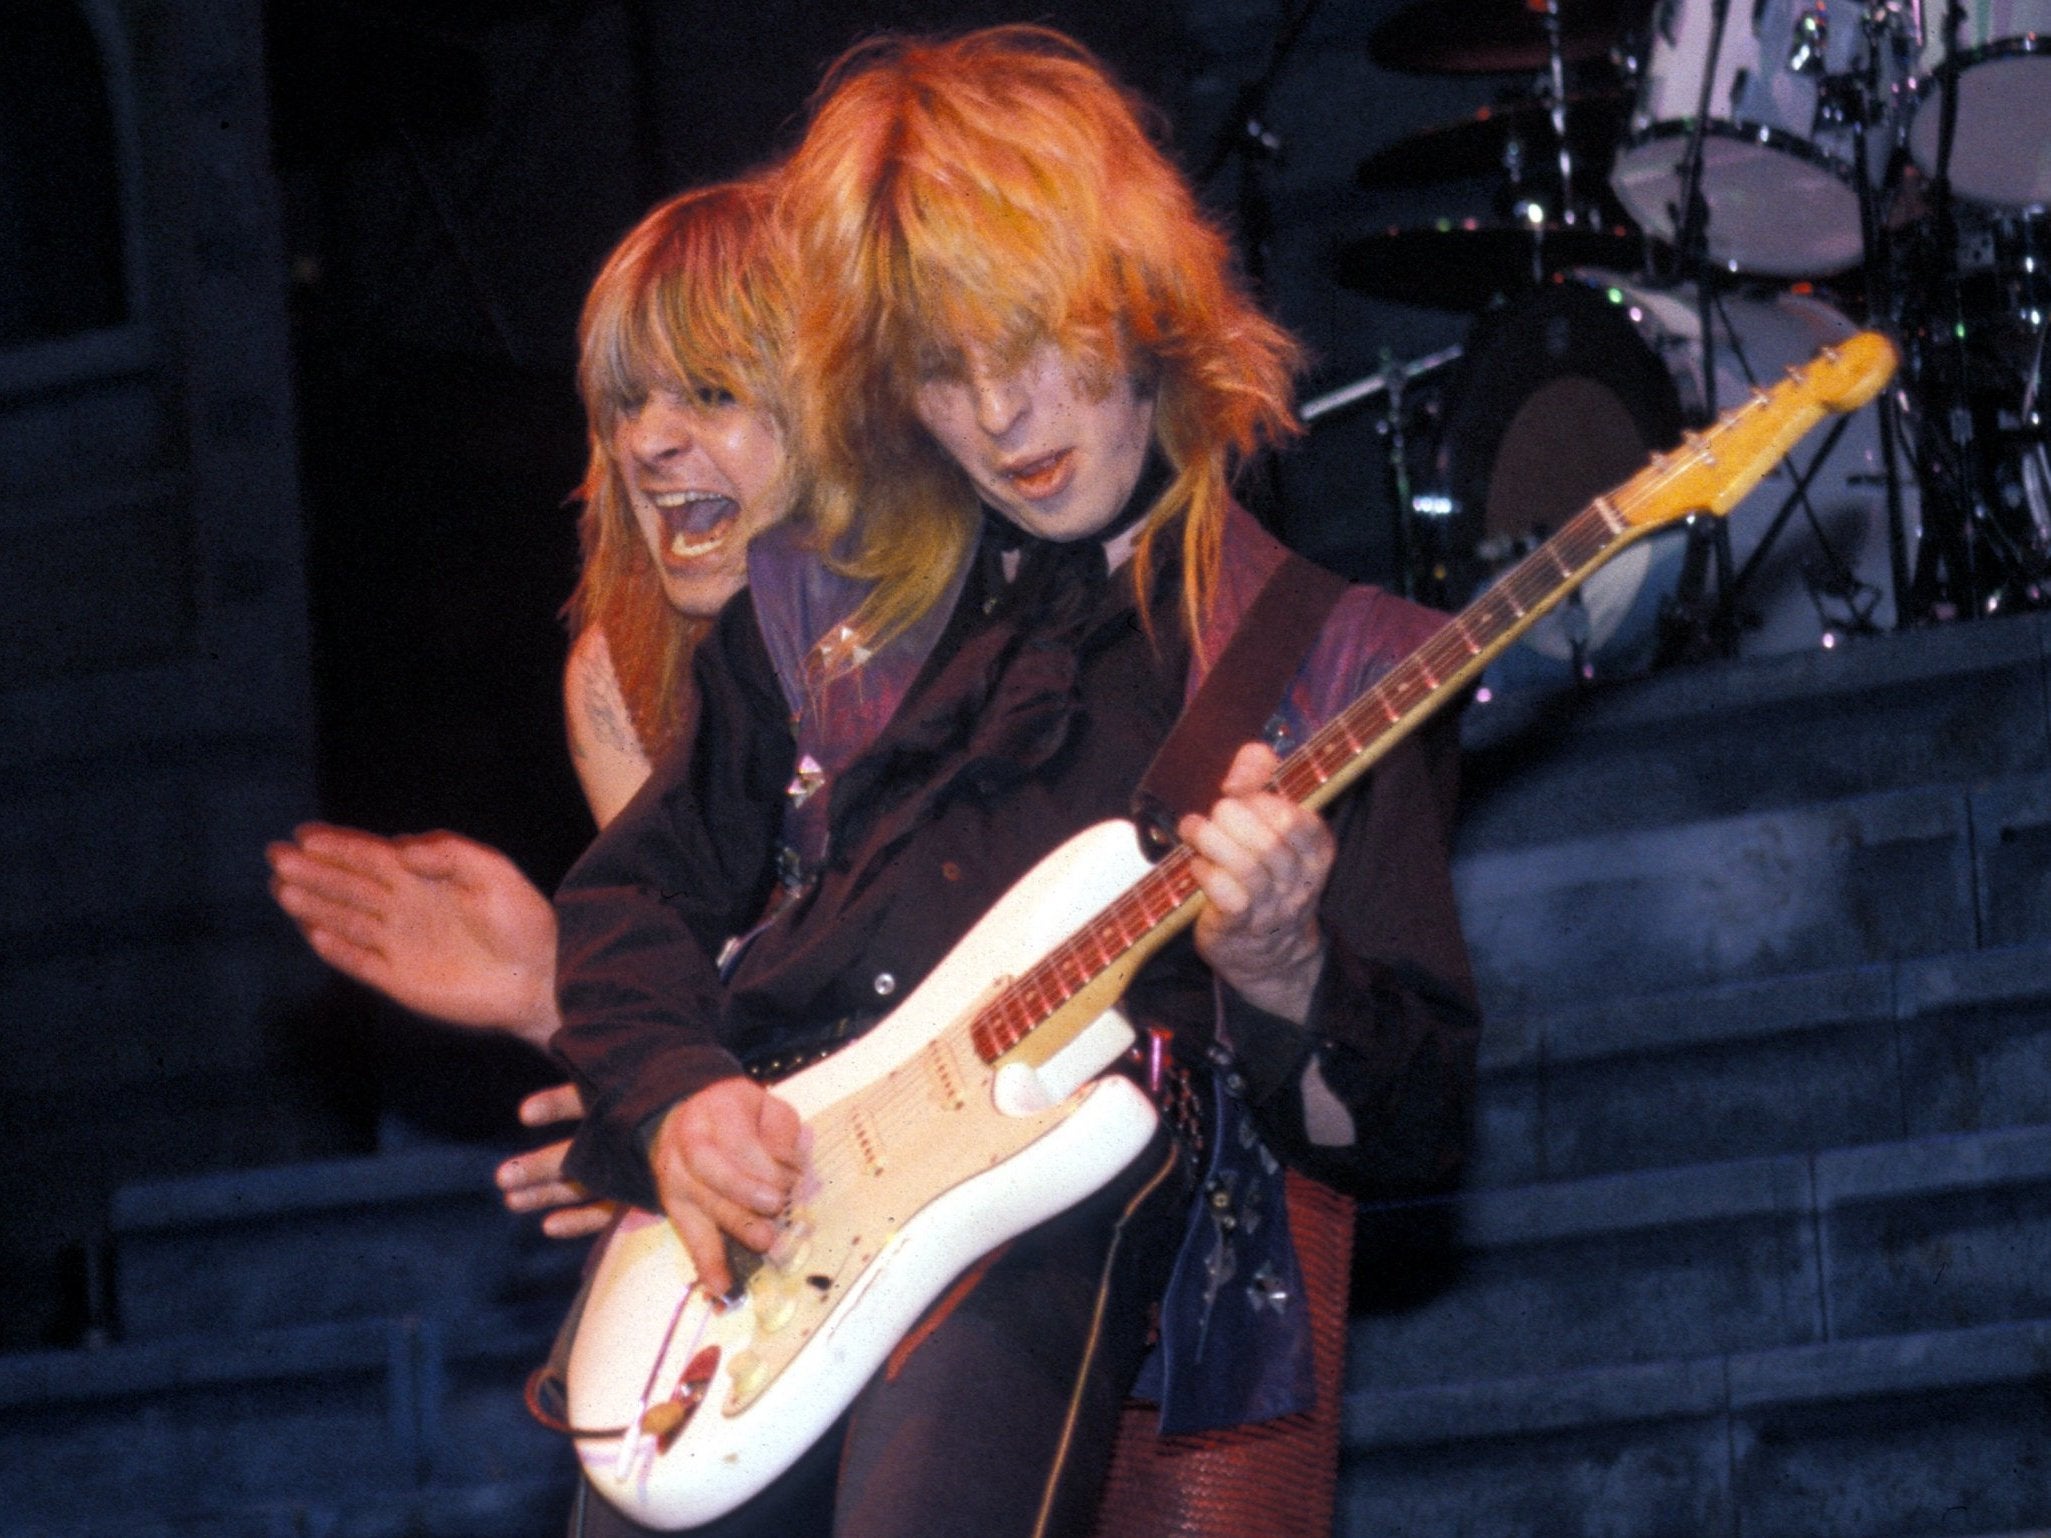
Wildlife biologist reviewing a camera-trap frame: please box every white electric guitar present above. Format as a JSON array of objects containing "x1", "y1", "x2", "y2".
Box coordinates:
[{"x1": 559, "y1": 331, "x2": 1899, "y2": 1528}]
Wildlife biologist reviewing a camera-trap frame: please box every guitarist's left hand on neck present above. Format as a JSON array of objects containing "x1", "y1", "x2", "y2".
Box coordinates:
[{"x1": 1177, "y1": 741, "x2": 1334, "y2": 1026}]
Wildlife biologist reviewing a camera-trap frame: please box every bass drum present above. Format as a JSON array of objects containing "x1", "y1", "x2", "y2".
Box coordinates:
[
  {"x1": 1430, "y1": 272, "x2": 1911, "y2": 694},
  {"x1": 1907, "y1": 1, "x2": 2051, "y2": 209}
]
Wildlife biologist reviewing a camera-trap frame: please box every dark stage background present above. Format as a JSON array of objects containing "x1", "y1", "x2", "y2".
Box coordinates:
[{"x1": 19, "y1": 12, "x2": 2051, "y2": 1535}]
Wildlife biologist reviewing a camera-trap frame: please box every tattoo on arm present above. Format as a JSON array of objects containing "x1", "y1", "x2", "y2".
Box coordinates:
[
  {"x1": 583, "y1": 679, "x2": 638, "y2": 757},
  {"x1": 569, "y1": 635, "x2": 645, "y2": 763}
]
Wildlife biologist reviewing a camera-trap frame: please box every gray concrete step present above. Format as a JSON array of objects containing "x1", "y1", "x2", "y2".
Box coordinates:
[
  {"x1": 1349, "y1": 1120, "x2": 2051, "y2": 1395},
  {"x1": 1343, "y1": 1316, "x2": 2051, "y2": 1538},
  {"x1": 5, "y1": 1479, "x2": 571, "y2": 1538},
  {"x1": 0, "y1": 1306, "x2": 574, "y2": 1534},
  {"x1": 110, "y1": 1146, "x2": 584, "y2": 1342},
  {"x1": 1454, "y1": 771, "x2": 2002, "y2": 1014},
  {"x1": 1472, "y1": 939, "x2": 2051, "y2": 1188},
  {"x1": 1456, "y1": 608, "x2": 2051, "y2": 856}
]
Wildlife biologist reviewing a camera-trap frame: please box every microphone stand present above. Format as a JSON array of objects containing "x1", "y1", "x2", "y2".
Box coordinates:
[
  {"x1": 1905, "y1": 0, "x2": 2000, "y2": 617},
  {"x1": 1195, "y1": 0, "x2": 1327, "y2": 537},
  {"x1": 1196, "y1": 0, "x2": 1328, "y2": 288},
  {"x1": 1851, "y1": 0, "x2": 1918, "y2": 627}
]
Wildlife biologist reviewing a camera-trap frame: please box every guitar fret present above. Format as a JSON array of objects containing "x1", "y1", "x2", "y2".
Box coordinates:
[
  {"x1": 1022, "y1": 972, "x2": 1057, "y2": 1018},
  {"x1": 1067, "y1": 928, "x2": 1103, "y2": 973}
]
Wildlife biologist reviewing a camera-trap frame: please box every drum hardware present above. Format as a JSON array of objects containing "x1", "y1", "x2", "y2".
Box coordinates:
[
  {"x1": 1723, "y1": 412, "x2": 1889, "y2": 638},
  {"x1": 1325, "y1": 0, "x2": 2051, "y2": 656},
  {"x1": 1879, "y1": 2, "x2": 2051, "y2": 621},
  {"x1": 1342, "y1": 0, "x2": 1644, "y2": 312},
  {"x1": 1298, "y1": 345, "x2": 1465, "y2": 424},
  {"x1": 1629, "y1": 0, "x2": 1932, "y2": 655},
  {"x1": 1417, "y1": 270, "x2": 1909, "y2": 687},
  {"x1": 1644, "y1": 0, "x2": 1741, "y2": 660},
  {"x1": 1893, "y1": 319, "x2": 2051, "y2": 617},
  {"x1": 1903, "y1": 0, "x2": 2051, "y2": 209},
  {"x1": 1610, "y1": 0, "x2": 1912, "y2": 279},
  {"x1": 1540, "y1": 0, "x2": 1589, "y2": 226},
  {"x1": 1301, "y1": 346, "x2": 1465, "y2": 602},
  {"x1": 1845, "y1": 0, "x2": 1920, "y2": 624},
  {"x1": 1193, "y1": 0, "x2": 1332, "y2": 287}
]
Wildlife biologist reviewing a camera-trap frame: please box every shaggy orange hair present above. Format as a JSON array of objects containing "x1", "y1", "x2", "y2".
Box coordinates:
[
  {"x1": 566, "y1": 175, "x2": 793, "y2": 757},
  {"x1": 780, "y1": 25, "x2": 1301, "y2": 664}
]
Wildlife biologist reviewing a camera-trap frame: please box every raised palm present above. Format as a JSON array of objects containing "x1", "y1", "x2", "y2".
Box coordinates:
[{"x1": 267, "y1": 822, "x2": 560, "y2": 1048}]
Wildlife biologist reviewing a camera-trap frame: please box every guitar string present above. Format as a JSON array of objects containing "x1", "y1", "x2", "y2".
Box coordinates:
[
  {"x1": 766, "y1": 357, "x2": 1846, "y2": 1245},
  {"x1": 966, "y1": 373, "x2": 1812, "y2": 1057},
  {"x1": 816, "y1": 376, "x2": 1812, "y2": 1136}
]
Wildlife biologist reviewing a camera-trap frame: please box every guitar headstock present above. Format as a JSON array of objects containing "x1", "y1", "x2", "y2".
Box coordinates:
[
  {"x1": 1615, "y1": 329, "x2": 1899, "y2": 532},
  {"x1": 1806, "y1": 330, "x2": 1899, "y2": 414}
]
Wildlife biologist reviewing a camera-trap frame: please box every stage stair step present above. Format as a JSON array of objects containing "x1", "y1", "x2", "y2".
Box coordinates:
[
  {"x1": 0, "y1": 1306, "x2": 569, "y2": 1535},
  {"x1": 1470, "y1": 938, "x2": 2051, "y2": 1188},
  {"x1": 1342, "y1": 1316, "x2": 2051, "y2": 1538},
  {"x1": 109, "y1": 1144, "x2": 583, "y2": 1343}
]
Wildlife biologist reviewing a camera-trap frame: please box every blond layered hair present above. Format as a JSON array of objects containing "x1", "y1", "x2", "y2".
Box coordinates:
[
  {"x1": 780, "y1": 25, "x2": 1301, "y2": 662},
  {"x1": 566, "y1": 175, "x2": 792, "y2": 757}
]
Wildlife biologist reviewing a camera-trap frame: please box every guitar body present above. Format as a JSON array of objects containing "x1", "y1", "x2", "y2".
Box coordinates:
[{"x1": 567, "y1": 818, "x2": 1165, "y2": 1530}]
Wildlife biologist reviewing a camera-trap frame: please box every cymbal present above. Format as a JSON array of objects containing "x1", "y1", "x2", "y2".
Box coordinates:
[
  {"x1": 1355, "y1": 93, "x2": 1630, "y2": 188},
  {"x1": 1332, "y1": 222, "x2": 1643, "y2": 310},
  {"x1": 1369, "y1": 0, "x2": 1648, "y2": 73}
]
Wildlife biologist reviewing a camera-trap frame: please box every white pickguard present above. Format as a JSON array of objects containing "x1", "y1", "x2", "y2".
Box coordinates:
[{"x1": 566, "y1": 817, "x2": 1165, "y2": 1531}]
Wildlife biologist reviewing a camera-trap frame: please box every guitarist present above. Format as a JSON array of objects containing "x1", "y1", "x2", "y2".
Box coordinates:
[{"x1": 553, "y1": 26, "x2": 1480, "y2": 1538}]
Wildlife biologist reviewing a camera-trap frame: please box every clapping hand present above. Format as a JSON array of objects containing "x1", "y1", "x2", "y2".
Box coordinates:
[{"x1": 266, "y1": 823, "x2": 560, "y2": 1049}]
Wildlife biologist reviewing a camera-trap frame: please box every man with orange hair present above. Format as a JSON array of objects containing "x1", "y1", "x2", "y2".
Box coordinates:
[{"x1": 552, "y1": 27, "x2": 1478, "y2": 1537}]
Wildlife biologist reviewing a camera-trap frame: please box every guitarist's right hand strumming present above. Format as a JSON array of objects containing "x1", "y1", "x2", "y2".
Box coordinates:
[{"x1": 648, "y1": 1077, "x2": 808, "y2": 1298}]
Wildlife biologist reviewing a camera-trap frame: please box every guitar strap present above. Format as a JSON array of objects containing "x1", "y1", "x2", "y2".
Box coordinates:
[
  {"x1": 1131, "y1": 550, "x2": 1348, "y2": 836},
  {"x1": 1127, "y1": 548, "x2": 1350, "y2": 1438}
]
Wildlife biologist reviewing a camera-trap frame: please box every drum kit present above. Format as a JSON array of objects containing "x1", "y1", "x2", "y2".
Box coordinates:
[{"x1": 1322, "y1": 0, "x2": 2051, "y2": 685}]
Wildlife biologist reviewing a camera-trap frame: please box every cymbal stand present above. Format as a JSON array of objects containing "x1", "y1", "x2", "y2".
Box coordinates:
[
  {"x1": 1541, "y1": 0, "x2": 1580, "y2": 231},
  {"x1": 1724, "y1": 412, "x2": 1886, "y2": 635},
  {"x1": 1712, "y1": 0, "x2": 1902, "y2": 640},
  {"x1": 1512, "y1": 0, "x2": 1604, "y2": 284},
  {"x1": 1300, "y1": 346, "x2": 1465, "y2": 603},
  {"x1": 1906, "y1": 0, "x2": 1982, "y2": 614}
]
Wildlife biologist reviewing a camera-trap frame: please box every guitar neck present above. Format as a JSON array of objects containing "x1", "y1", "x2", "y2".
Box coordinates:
[
  {"x1": 963, "y1": 497, "x2": 1631, "y2": 1067},
  {"x1": 967, "y1": 330, "x2": 1900, "y2": 1067}
]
